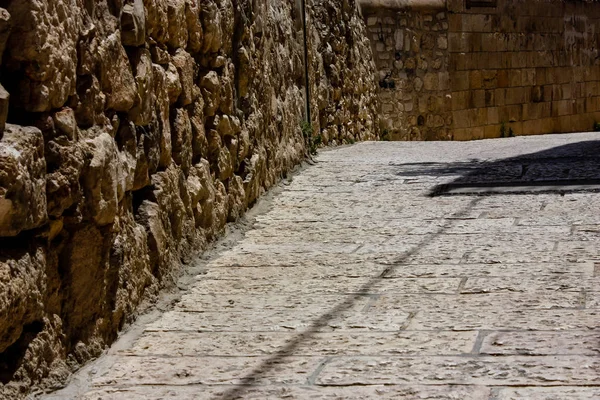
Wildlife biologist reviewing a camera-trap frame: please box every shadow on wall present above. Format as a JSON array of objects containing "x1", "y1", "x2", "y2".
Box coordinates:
[{"x1": 395, "y1": 140, "x2": 600, "y2": 196}]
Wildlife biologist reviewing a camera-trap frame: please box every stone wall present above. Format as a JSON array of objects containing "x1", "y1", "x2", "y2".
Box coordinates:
[
  {"x1": 362, "y1": 0, "x2": 600, "y2": 140},
  {"x1": 367, "y1": 6, "x2": 451, "y2": 140},
  {"x1": 0, "y1": 0, "x2": 379, "y2": 397}
]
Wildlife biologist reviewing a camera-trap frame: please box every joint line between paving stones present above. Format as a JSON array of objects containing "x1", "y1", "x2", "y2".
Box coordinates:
[
  {"x1": 306, "y1": 357, "x2": 334, "y2": 385},
  {"x1": 457, "y1": 277, "x2": 468, "y2": 294},
  {"x1": 470, "y1": 330, "x2": 490, "y2": 355},
  {"x1": 580, "y1": 291, "x2": 587, "y2": 309},
  {"x1": 214, "y1": 197, "x2": 483, "y2": 400},
  {"x1": 488, "y1": 387, "x2": 501, "y2": 400},
  {"x1": 361, "y1": 294, "x2": 381, "y2": 313}
]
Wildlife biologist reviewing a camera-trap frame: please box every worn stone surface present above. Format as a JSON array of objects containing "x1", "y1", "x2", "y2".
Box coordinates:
[
  {"x1": 45, "y1": 132, "x2": 600, "y2": 399},
  {"x1": 0, "y1": 0, "x2": 379, "y2": 397}
]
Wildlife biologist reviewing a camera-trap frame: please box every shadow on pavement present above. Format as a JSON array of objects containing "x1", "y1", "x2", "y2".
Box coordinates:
[
  {"x1": 216, "y1": 197, "x2": 482, "y2": 399},
  {"x1": 417, "y1": 140, "x2": 600, "y2": 196}
]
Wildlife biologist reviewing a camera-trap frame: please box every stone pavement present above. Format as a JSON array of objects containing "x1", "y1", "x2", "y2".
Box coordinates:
[{"x1": 45, "y1": 133, "x2": 600, "y2": 399}]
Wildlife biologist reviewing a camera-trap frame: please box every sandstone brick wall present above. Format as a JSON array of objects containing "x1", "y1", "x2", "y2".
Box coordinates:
[
  {"x1": 0, "y1": 0, "x2": 378, "y2": 397},
  {"x1": 449, "y1": 0, "x2": 600, "y2": 140},
  {"x1": 363, "y1": 0, "x2": 600, "y2": 140}
]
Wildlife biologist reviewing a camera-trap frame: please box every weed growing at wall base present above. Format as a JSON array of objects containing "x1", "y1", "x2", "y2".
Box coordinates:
[{"x1": 301, "y1": 121, "x2": 321, "y2": 155}]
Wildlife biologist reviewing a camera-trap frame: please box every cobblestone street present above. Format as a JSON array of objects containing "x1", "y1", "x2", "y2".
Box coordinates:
[{"x1": 47, "y1": 133, "x2": 600, "y2": 399}]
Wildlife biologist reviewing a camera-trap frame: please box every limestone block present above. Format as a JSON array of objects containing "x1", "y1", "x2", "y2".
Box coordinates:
[
  {"x1": 121, "y1": 0, "x2": 146, "y2": 47},
  {"x1": 172, "y1": 49, "x2": 194, "y2": 106},
  {"x1": 185, "y1": 0, "x2": 203, "y2": 53},
  {"x1": 52, "y1": 107, "x2": 77, "y2": 140},
  {"x1": 151, "y1": 64, "x2": 172, "y2": 168},
  {"x1": 166, "y1": 0, "x2": 188, "y2": 49},
  {"x1": 129, "y1": 48, "x2": 156, "y2": 126},
  {"x1": 82, "y1": 131, "x2": 123, "y2": 226},
  {"x1": 5, "y1": 0, "x2": 79, "y2": 111},
  {"x1": 0, "y1": 125, "x2": 47, "y2": 236},
  {"x1": 171, "y1": 108, "x2": 192, "y2": 174},
  {"x1": 0, "y1": 245, "x2": 46, "y2": 354},
  {"x1": 45, "y1": 137, "x2": 85, "y2": 218},
  {"x1": 0, "y1": 8, "x2": 11, "y2": 66},
  {"x1": 0, "y1": 83, "x2": 9, "y2": 133},
  {"x1": 99, "y1": 32, "x2": 137, "y2": 112}
]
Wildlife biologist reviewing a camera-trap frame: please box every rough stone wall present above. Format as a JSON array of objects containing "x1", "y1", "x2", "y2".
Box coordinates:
[
  {"x1": 367, "y1": 7, "x2": 451, "y2": 140},
  {"x1": 310, "y1": 0, "x2": 380, "y2": 144},
  {"x1": 0, "y1": 0, "x2": 378, "y2": 397},
  {"x1": 363, "y1": 0, "x2": 600, "y2": 140}
]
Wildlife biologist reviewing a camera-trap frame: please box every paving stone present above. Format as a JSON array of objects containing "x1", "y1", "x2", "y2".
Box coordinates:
[
  {"x1": 462, "y1": 276, "x2": 600, "y2": 293},
  {"x1": 91, "y1": 356, "x2": 320, "y2": 386},
  {"x1": 383, "y1": 262, "x2": 594, "y2": 278},
  {"x1": 316, "y1": 355, "x2": 600, "y2": 386},
  {"x1": 496, "y1": 386, "x2": 600, "y2": 399},
  {"x1": 371, "y1": 292, "x2": 584, "y2": 311},
  {"x1": 175, "y1": 293, "x2": 374, "y2": 312},
  {"x1": 188, "y1": 277, "x2": 462, "y2": 295},
  {"x1": 407, "y1": 309, "x2": 600, "y2": 330},
  {"x1": 126, "y1": 331, "x2": 478, "y2": 356},
  {"x1": 80, "y1": 384, "x2": 492, "y2": 400},
  {"x1": 145, "y1": 309, "x2": 412, "y2": 332},
  {"x1": 480, "y1": 330, "x2": 600, "y2": 355}
]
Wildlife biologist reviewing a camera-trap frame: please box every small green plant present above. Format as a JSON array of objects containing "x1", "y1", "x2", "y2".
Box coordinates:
[
  {"x1": 381, "y1": 128, "x2": 390, "y2": 141},
  {"x1": 301, "y1": 121, "x2": 320, "y2": 155},
  {"x1": 594, "y1": 121, "x2": 600, "y2": 131},
  {"x1": 500, "y1": 122, "x2": 515, "y2": 138}
]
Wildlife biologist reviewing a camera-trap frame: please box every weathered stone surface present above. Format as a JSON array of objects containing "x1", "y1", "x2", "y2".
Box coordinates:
[
  {"x1": 0, "y1": 125, "x2": 46, "y2": 236},
  {"x1": 128, "y1": 48, "x2": 155, "y2": 126},
  {"x1": 0, "y1": 83, "x2": 9, "y2": 133},
  {"x1": 0, "y1": 245, "x2": 46, "y2": 354},
  {"x1": 121, "y1": 0, "x2": 146, "y2": 47},
  {"x1": 317, "y1": 356, "x2": 600, "y2": 386},
  {"x1": 82, "y1": 131, "x2": 124, "y2": 226},
  {"x1": 45, "y1": 133, "x2": 600, "y2": 399},
  {"x1": 497, "y1": 387, "x2": 600, "y2": 399},
  {"x1": 71, "y1": 385, "x2": 492, "y2": 400},
  {"x1": 0, "y1": 0, "x2": 380, "y2": 397},
  {"x1": 4, "y1": 0, "x2": 79, "y2": 112},
  {"x1": 480, "y1": 331, "x2": 600, "y2": 356},
  {"x1": 128, "y1": 330, "x2": 477, "y2": 356},
  {"x1": 0, "y1": 8, "x2": 11, "y2": 66},
  {"x1": 99, "y1": 32, "x2": 137, "y2": 112}
]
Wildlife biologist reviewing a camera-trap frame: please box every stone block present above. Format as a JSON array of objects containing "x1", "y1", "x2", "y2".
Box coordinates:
[
  {"x1": 470, "y1": 70, "x2": 482, "y2": 89},
  {"x1": 484, "y1": 124, "x2": 500, "y2": 138},
  {"x1": 0, "y1": 8, "x2": 10, "y2": 66},
  {"x1": 0, "y1": 125, "x2": 47, "y2": 236},
  {"x1": 481, "y1": 33, "x2": 497, "y2": 52},
  {"x1": 452, "y1": 109, "x2": 470, "y2": 129},
  {"x1": 487, "y1": 107, "x2": 500, "y2": 124},
  {"x1": 451, "y1": 90, "x2": 468, "y2": 110},
  {"x1": 437, "y1": 35, "x2": 448, "y2": 50},
  {"x1": 509, "y1": 70, "x2": 522, "y2": 87},
  {"x1": 472, "y1": 90, "x2": 485, "y2": 108},
  {"x1": 121, "y1": 0, "x2": 145, "y2": 47},
  {"x1": 0, "y1": 83, "x2": 8, "y2": 133}
]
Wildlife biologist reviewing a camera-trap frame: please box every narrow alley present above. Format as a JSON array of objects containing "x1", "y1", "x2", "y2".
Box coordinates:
[{"x1": 46, "y1": 133, "x2": 600, "y2": 399}]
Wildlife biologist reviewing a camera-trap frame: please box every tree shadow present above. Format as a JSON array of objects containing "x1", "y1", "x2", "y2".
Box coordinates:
[{"x1": 420, "y1": 140, "x2": 600, "y2": 196}]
